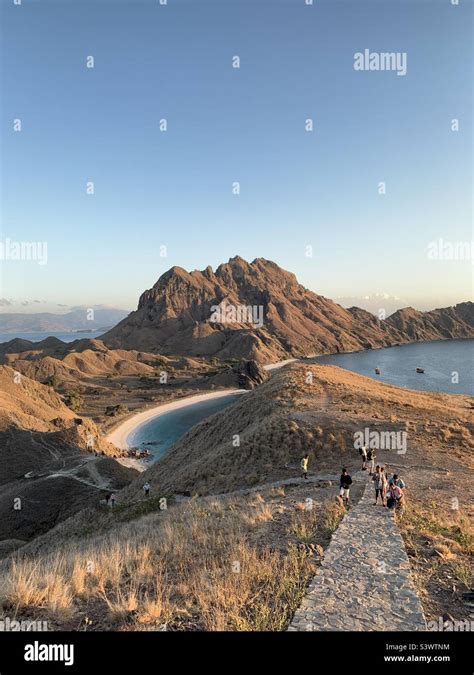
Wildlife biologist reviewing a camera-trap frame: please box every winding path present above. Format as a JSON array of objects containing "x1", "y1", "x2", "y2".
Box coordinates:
[{"x1": 288, "y1": 474, "x2": 427, "y2": 632}]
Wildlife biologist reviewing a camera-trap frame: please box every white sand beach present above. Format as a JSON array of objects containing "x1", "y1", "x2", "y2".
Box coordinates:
[{"x1": 107, "y1": 389, "x2": 247, "y2": 456}]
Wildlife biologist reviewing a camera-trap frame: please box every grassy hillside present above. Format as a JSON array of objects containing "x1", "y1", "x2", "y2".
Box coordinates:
[{"x1": 0, "y1": 482, "x2": 347, "y2": 631}]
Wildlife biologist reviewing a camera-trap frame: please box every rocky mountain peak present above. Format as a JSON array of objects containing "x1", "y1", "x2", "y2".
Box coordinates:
[{"x1": 102, "y1": 258, "x2": 474, "y2": 361}]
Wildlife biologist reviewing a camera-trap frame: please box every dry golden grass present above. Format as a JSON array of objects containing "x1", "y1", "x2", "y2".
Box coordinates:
[
  {"x1": 0, "y1": 496, "x2": 315, "y2": 631},
  {"x1": 321, "y1": 498, "x2": 346, "y2": 534},
  {"x1": 398, "y1": 500, "x2": 473, "y2": 619},
  {"x1": 5, "y1": 558, "x2": 73, "y2": 620},
  {"x1": 288, "y1": 499, "x2": 345, "y2": 544},
  {"x1": 289, "y1": 509, "x2": 318, "y2": 543}
]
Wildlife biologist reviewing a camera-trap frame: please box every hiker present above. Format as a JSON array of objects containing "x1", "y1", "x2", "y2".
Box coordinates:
[
  {"x1": 339, "y1": 468, "x2": 353, "y2": 507},
  {"x1": 367, "y1": 448, "x2": 376, "y2": 475},
  {"x1": 388, "y1": 474, "x2": 406, "y2": 491},
  {"x1": 110, "y1": 493, "x2": 116, "y2": 508},
  {"x1": 387, "y1": 482, "x2": 403, "y2": 511},
  {"x1": 105, "y1": 493, "x2": 111, "y2": 506},
  {"x1": 360, "y1": 445, "x2": 368, "y2": 470},
  {"x1": 373, "y1": 465, "x2": 387, "y2": 506},
  {"x1": 143, "y1": 481, "x2": 151, "y2": 497},
  {"x1": 301, "y1": 454, "x2": 309, "y2": 480},
  {"x1": 367, "y1": 448, "x2": 375, "y2": 476}
]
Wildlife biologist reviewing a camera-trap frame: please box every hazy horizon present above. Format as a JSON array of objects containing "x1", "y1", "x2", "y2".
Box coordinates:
[{"x1": 0, "y1": 251, "x2": 471, "y2": 319}]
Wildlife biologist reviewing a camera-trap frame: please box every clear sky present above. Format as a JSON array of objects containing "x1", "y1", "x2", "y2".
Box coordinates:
[{"x1": 1, "y1": 0, "x2": 472, "y2": 314}]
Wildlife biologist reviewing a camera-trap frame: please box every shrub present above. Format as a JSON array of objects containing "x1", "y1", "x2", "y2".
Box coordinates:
[{"x1": 63, "y1": 391, "x2": 84, "y2": 412}]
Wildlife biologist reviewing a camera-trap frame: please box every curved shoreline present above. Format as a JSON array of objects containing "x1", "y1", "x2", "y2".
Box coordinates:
[
  {"x1": 107, "y1": 388, "x2": 247, "y2": 454},
  {"x1": 106, "y1": 357, "x2": 296, "y2": 462}
]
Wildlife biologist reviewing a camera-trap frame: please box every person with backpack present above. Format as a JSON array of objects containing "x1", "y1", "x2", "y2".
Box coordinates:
[
  {"x1": 143, "y1": 481, "x2": 151, "y2": 497},
  {"x1": 110, "y1": 493, "x2": 116, "y2": 508},
  {"x1": 367, "y1": 448, "x2": 376, "y2": 475},
  {"x1": 339, "y1": 468, "x2": 353, "y2": 507},
  {"x1": 360, "y1": 445, "x2": 368, "y2": 470},
  {"x1": 301, "y1": 454, "x2": 309, "y2": 480},
  {"x1": 373, "y1": 465, "x2": 387, "y2": 506},
  {"x1": 387, "y1": 482, "x2": 403, "y2": 510}
]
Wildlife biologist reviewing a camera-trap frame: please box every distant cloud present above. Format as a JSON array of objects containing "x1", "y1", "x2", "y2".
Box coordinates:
[
  {"x1": 337, "y1": 293, "x2": 406, "y2": 315},
  {"x1": 0, "y1": 298, "x2": 12, "y2": 307},
  {"x1": 363, "y1": 293, "x2": 400, "y2": 301}
]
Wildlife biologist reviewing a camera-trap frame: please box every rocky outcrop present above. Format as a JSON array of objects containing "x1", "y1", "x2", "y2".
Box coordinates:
[
  {"x1": 101, "y1": 257, "x2": 473, "y2": 362},
  {"x1": 206, "y1": 359, "x2": 268, "y2": 390}
]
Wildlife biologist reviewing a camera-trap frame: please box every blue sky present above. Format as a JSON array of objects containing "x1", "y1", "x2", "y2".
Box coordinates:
[{"x1": 1, "y1": 0, "x2": 472, "y2": 313}]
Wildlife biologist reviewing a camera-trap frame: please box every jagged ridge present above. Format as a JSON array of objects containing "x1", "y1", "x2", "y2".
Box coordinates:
[{"x1": 101, "y1": 257, "x2": 473, "y2": 361}]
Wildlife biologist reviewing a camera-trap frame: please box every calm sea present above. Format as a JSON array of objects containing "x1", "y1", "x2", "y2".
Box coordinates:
[{"x1": 311, "y1": 339, "x2": 474, "y2": 396}]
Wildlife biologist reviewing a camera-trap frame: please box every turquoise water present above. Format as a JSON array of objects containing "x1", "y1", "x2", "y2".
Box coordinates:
[
  {"x1": 128, "y1": 393, "x2": 243, "y2": 463},
  {"x1": 311, "y1": 339, "x2": 474, "y2": 396}
]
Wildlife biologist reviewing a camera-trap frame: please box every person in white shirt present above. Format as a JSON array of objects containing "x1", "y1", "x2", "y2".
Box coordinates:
[{"x1": 373, "y1": 465, "x2": 387, "y2": 506}]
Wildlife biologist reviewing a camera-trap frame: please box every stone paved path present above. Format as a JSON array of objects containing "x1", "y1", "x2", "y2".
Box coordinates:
[{"x1": 289, "y1": 474, "x2": 427, "y2": 631}]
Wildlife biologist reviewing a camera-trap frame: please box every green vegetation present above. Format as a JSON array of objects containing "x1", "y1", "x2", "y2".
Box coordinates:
[{"x1": 63, "y1": 391, "x2": 84, "y2": 412}]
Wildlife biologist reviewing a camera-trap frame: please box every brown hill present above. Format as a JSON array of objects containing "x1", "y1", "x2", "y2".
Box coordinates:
[
  {"x1": 385, "y1": 304, "x2": 474, "y2": 340},
  {"x1": 101, "y1": 257, "x2": 473, "y2": 361},
  {"x1": 0, "y1": 339, "x2": 173, "y2": 388},
  {"x1": 0, "y1": 365, "x2": 75, "y2": 433},
  {"x1": 0, "y1": 366, "x2": 137, "y2": 544}
]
